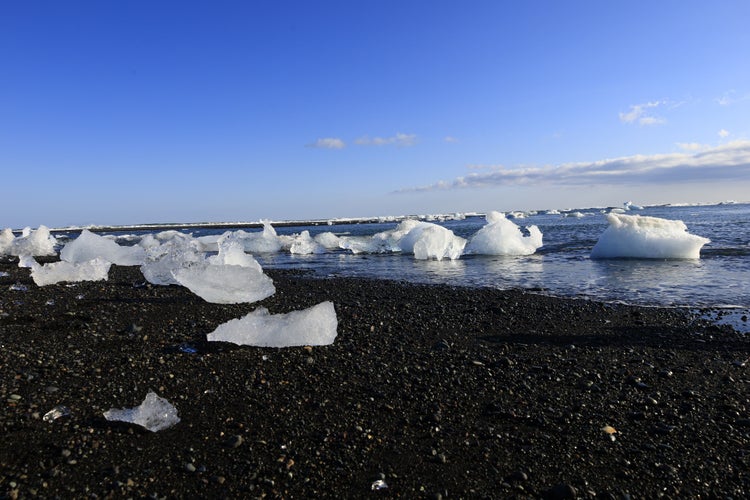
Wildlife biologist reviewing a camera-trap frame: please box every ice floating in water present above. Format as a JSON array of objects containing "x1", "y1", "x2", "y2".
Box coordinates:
[
  {"x1": 7, "y1": 226, "x2": 57, "y2": 257},
  {"x1": 29, "y1": 257, "x2": 112, "y2": 286},
  {"x1": 465, "y1": 211, "x2": 543, "y2": 256},
  {"x1": 314, "y1": 231, "x2": 341, "y2": 250},
  {"x1": 340, "y1": 220, "x2": 465, "y2": 260},
  {"x1": 287, "y1": 230, "x2": 325, "y2": 255},
  {"x1": 207, "y1": 301, "x2": 338, "y2": 347},
  {"x1": 60, "y1": 230, "x2": 145, "y2": 266},
  {"x1": 591, "y1": 213, "x2": 710, "y2": 259},
  {"x1": 236, "y1": 222, "x2": 283, "y2": 253},
  {"x1": 103, "y1": 391, "x2": 180, "y2": 432}
]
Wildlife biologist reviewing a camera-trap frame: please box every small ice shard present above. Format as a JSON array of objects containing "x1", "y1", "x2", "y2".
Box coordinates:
[
  {"x1": 371, "y1": 479, "x2": 388, "y2": 491},
  {"x1": 9, "y1": 226, "x2": 57, "y2": 256},
  {"x1": 465, "y1": 211, "x2": 543, "y2": 256},
  {"x1": 42, "y1": 405, "x2": 71, "y2": 422},
  {"x1": 29, "y1": 257, "x2": 111, "y2": 286},
  {"x1": 60, "y1": 230, "x2": 146, "y2": 266},
  {"x1": 591, "y1": 213, "x2": 710, "y2": 259},
  {"x1": 103, "y1": 391, "x2": 180, "y2": 432},
  {"x1": 172, "y1": 263, "x2": 275, "y2": 304},
  {"x1": 207, "y1": 301, "x2": 338, "y2": 347}
]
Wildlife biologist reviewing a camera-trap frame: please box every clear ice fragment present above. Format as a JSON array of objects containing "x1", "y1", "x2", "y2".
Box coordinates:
[
  {"x1": 103, "y1": 391, "x2": 180, "y2": 432},
  {"x1": 42, "y1": 405, "x2": 71, "y2": 422}
]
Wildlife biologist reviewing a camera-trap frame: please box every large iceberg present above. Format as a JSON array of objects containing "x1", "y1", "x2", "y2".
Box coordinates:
[
  {"x1": 103, "y1": 391, "x2": 180, "y2": 432},
  {"x1": 207, "y1": 301, "x2": 338, "y2": 347},
  {"x1": 28, "y1": 257, "x2": 111, "y2": 286},
  {"x1": 590, "y1": 213, "x2": 710, "y2": 259},
  {"x1": 465, "y1": 211, "x2": 543, "y2": 256},
  {"x1": 60, "y1": 230, "x2": 146, "y2": 266},
  {"x1": 8, "y1": 226, "x2": 57, "y2": 257}
]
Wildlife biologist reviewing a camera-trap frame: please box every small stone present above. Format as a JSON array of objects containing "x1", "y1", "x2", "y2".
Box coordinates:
[
  {"x1": 225, "y1": 435, "x2": 244, "y2": 448},
  {"x1": 543, "y1": 483, "x2": 577, "y2": 500},
  {"x1": 507, "y1": 470, "x2": 528, "y2": 482},
  {"x1": 185, "y1": 463, "x2": 196, "y2": 472}
]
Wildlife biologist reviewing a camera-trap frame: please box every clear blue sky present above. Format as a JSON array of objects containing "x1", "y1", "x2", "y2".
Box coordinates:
[{"x1": 2, "y1": 0, "x2": 749, "y2": 228}]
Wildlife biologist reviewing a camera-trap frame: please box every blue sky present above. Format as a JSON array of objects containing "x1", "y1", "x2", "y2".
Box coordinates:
[{"x1": 2, "y1": 1, "x2": 749, "y2": 228}]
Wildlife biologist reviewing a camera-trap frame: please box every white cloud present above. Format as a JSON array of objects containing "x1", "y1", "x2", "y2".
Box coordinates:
[
  {"x1": 399, "y1": 141, "x2": 750, "y2": 192},
  {"x1": 716, "y1": 90, "x2": 750, "y2": 106},
  {"x1": 619, "y1": 101, "x2": 666, "y2": 126},
  {"x1": 355, "y1": 133, "x2": 417, "y2": 147},
  {"x1": 306, "y1": 137, "x2": 345, "y2": 150},
  {"x1": 676, "y1": 142, "x2": 709, "y2": 152},
  {"x1": 718, "y1": 129, "x2": 730, "y2": 138},
  {"x1": 443, "y1": 136, "x2": 459, "y2": 144}
]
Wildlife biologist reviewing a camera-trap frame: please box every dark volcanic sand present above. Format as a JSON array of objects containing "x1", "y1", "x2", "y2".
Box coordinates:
[{"x1": 1, "y1": 257, "x2": 748, "y2": 499}]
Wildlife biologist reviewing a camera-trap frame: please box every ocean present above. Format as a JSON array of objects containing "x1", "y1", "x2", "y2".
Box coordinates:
[{"x1": 56, "y1": 202, "x2": 750, "y2": 332}]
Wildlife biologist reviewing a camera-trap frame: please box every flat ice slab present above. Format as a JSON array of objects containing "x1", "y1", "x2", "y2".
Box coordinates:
[
  {"x1": 207, "y1": 301, "x2": 338, "y2": 347},
  {"x1": 172, "y1": 263, "x2": 276, "y2": 304},
  {"x1": 29, "y1": 257, "x2": 112, "y2": 286},
  {"x1": 103, "y1": 391, "x2": 180, "y2": 432},
  {"x1": 61, "y1": 230, "x2": 145, "y2": 266},
  {"x1": 591, "y1": 213, "x2": 710, "y2": 259}
]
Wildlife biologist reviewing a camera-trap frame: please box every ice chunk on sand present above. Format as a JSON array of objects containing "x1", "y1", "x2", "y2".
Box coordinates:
[
  {"x1": 140, "y1": 236, "x2": 204, "y2": 285},
  {"x1": 591, "y1": 213, "x2": 710, "y2": 259},
  {"x1": 207, "y1": 301, "x2": 338, "y2": 347},
  {"x1": 172, "y1": 263, "x2": 275, "y2": 304},
  {"x1": 60, "y1": 230, "x2": 146, "y2": 266},
  {"x1": 465, "y1": 211, "x2": 543, "y2": 256},
  {"x1": 208, "y1": 235, "x2": 263, "y2": 270},
  {"x1": 29, "y1": 257, "x2": 111, "y2": 286},
  {"x1": 0, "y1": 228, "x2": 15, "y2": 255},
  {"x1": 103, "y1": 391, "x2": 180, "y2": 432},
  {"x1": 10, "y1": 226, "x2": 57, "y2": 257}
]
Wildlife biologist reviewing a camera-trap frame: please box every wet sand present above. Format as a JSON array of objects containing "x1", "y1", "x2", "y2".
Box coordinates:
[{"x1": 1, "y1": 257, "x2": 749, "y2": 498}]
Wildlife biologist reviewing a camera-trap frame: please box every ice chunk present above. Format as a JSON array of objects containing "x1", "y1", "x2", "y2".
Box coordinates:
[
  {"x1": 288, "y1": 231, "x2": 325, "y2": 255},
  {"x1": 103, "y1": 391, "x2": 180, "y2": 432},
  {"x1": 140, "y1": 236, "x2": 204, "y2": 285},
  {"x1": 60, "y1": 230, "x2": 146, "y2": 266},
  {"x1": 208, "y1": 235, "x2": 263, "y2": 270},
  {"x1": 339, "y1": 220, "x2": 465, "y2": 260},
  {"x1": 0, "y1": 228, "x2": 15, "y2": 255},
  {"x1": 172, "y1": 263, "x2": 275, "y2": 304},
  {"x1": 235, "y1": 222, "x2": 283, "y2": 254},
  {"x1": 207, "y1": 301, "x2": 338, "y2": 347},
  {"x1": 399, "y1": 222, "x2": 466, "y2": 260},
  {"x1": 465, "y1": 211, "x2": 543, "y2": 256},
  {"x1": 314, "y1": 231, "x2": 341, "y2": 249},
  {"x1": 29, "y1": 257, "x2": 111, "y2": 286},
  {"x1": 9, "y1": 226, "x2": 57, "y2": 256},
  {"x1": 591, "y1": 213, "x2": 710, "y2": 259}
]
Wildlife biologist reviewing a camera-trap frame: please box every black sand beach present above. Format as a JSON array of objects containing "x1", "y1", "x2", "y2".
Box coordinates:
[{"x1": 1, "y1": 257, "x2": 748, "y2": 498}]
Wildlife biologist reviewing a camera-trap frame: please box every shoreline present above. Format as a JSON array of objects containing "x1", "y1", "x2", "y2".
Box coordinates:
[{"x1": 1, "y1": 259, "x2": 749, "y2": 497}]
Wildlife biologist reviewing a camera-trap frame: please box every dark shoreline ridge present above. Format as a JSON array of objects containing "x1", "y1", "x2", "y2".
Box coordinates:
[{"x1": 1, "y1": 258, "x2": 748, "y2": 498}]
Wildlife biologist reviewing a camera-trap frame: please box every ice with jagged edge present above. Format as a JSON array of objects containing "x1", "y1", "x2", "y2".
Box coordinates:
[
  {"x1": 591, "y1": 213, "x2": 710, "y2": 259},
  {"x1": 464, "y1": 211, "x2": 543, "y2": 256},
  {"x1": 286, "y1": 230, "x2": 326, "y2": 255},
  {"x1": 139, "y1": 233, "x2": 204, "y2": 285},
  {"x1": 207, "y1": 301, "x2": 338, "y2": 347},
  {"x1": 172, "y1": 236, "x2": 275, "y2": 304},
  {"x1": 103, "y1": 391, "x2": 180, "y2": 432},
  {"x1": 2, "y1": 226, "x2": 57, "y2": 257},
  {"x1": 27, "y1": 257, "x2": 111, "y2": 286},
  {"x1": 60, "y1": 229, "x2": 146, "y2": 266},
  {"x1": 339, "y1": 220, "x2": 465, "y2": 260}
]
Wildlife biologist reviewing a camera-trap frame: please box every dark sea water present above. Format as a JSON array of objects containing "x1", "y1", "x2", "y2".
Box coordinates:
[{"x1": 81, "y1": 203, "x2": 749, "y2": 331}]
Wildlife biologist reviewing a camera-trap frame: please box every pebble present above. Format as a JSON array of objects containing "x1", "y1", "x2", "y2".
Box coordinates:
[
  {"x1": 185, "y1": 463, "x2": 196, "y2": 472},
  {"x1": 224, "y1": 435, "x2": 244, "y2": 448}
]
